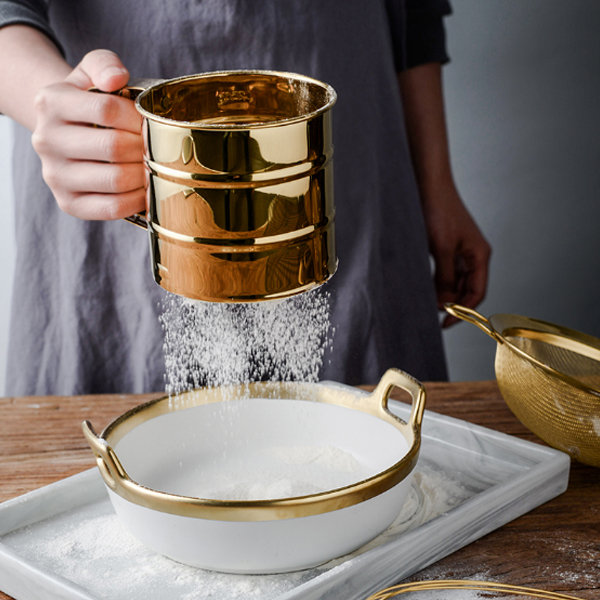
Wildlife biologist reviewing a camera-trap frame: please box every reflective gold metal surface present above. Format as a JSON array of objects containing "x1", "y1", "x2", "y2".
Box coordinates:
[
  {"x1": 82, "y1": 369, "x2": 425, "y2": 521},
  {"x1": 367, "y1": 579, "x2": 583, "y2": 599},
  {"x1": 446, "y1": 303, "x2": 600, "y2": 467},
  {"x1": 127, "y1": 70, "x2": 337, "y2": 301}
]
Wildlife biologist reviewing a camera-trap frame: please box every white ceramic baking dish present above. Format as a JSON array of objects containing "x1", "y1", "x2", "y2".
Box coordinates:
[{"x1": 83, "y1": 368, "x2": 425, "y2": 573}]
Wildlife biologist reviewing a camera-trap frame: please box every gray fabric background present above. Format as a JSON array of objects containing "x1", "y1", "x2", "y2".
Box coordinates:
[{"x1": 3, "y1": 1, "x2": 449, "y2": 394}]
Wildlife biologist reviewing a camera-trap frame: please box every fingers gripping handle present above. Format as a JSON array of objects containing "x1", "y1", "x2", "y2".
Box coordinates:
[
  {"x1": 89, "y1": 78, "x2": 163, "y2": 230},
  {"x1": 370, "y1": 368, "x2": 426, "y2": 434}
]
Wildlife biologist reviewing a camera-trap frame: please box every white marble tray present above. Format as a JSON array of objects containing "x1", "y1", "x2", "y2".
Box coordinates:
[{"x1": 0, "y1": 392, "x2": 570, "y2": 600}]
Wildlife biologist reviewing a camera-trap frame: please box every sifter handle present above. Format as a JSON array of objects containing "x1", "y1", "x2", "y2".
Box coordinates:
[
  {"x1": 90, "y1": 78, "x2": 164, "y2": 230},
  {"x1": 123, "y1": 212, "x2": 148, "y2": 229}
]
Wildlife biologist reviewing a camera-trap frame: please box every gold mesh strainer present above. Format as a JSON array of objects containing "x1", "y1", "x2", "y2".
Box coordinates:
[
  {"x1": 366, "y1": 579, "x2": 583, "y2": 599},
  {"x1": 445, "y1": 304, "x2": 600, "y2": 467}
]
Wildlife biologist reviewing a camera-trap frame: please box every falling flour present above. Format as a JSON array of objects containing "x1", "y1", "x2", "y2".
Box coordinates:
[{"x1": 160, "y1": 287, "x2": 333, "y2": 396}]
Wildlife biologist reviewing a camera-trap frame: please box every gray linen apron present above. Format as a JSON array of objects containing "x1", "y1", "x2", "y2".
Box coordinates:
[{"x1": 5, "y1": 0, "x2": 449, "y2": 394}]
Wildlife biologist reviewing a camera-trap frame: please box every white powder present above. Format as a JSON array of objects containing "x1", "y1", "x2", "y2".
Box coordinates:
[
  {"x1": 189, "y1": 444, "x2": 373, "y2": 500},
  {"x1": 341, "y1": 462, "x2": 472, "y2": 557},
  {"x1": 160, "y1": 287, "x2": 333, "y2": 396},
  {"x1": 3, "y1": 464, "x2": 473, "y2": 600}
]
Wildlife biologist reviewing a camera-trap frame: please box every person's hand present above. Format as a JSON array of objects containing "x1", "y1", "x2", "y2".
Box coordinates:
[
  {"x1": 31, "y1": 49, "x2": 144, "y2": 220},
  {"x1": 396, "y1": 63, "x2": 491, "y2": 327},
  {"x1": 422, "y1": 183, "x2": 491, "y2": 328}
]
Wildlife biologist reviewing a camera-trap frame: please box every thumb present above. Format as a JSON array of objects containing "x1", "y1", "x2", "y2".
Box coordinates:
[{"x1": 65, "y1": 49, "x2": 129, "y2": 92}]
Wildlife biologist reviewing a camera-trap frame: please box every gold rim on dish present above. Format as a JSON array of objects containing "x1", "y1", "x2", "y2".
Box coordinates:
[{"x1": 83, "y1": 368, "x2": 425, "y2": 521}]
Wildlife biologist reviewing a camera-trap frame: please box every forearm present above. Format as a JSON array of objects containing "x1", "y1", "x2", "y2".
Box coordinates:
[
  {"x1": 399, "y1": 62, "x2": 491, "y2": 316},
  {"x1": 0, "y1": 24, "x2": 71, "y2": 129},
  {"x1": 398, "y1": 62, "x2": 454, "y2": 201}
]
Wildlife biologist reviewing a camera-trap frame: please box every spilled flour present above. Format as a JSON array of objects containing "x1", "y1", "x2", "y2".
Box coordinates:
[
  {"x1": 3, "y1": 463, "x2": 473, "y2": 600},
  {"x1": 160, "y1": 287, "x2": 333, "y2": 395}
]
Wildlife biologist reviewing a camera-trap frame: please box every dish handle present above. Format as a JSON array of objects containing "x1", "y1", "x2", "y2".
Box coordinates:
[
  {"x1": 369, "y1": 368, "x2": 426, "y2": 437},
  {"x1": 82, "y1": 420, "x2": 131, "y2": 491}
]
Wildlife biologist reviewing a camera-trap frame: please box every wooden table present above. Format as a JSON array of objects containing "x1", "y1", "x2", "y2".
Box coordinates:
[{"x1": 0, "y1": 382, "x2": 598, "y2": 599}]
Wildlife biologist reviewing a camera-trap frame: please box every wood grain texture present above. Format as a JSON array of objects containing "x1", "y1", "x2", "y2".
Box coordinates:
[{"x1": 1, "y1": 383, "x2": 598, "y2": 599}]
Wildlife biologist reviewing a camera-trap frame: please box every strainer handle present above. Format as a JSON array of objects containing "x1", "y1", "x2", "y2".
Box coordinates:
[
  {"x1": 444, "y1": 303, "x2": 502, "y2": 343},
  {"x1": 370, "y1": 368, "x2": 426, "y2": 434},
  {"x1": 82, "y1": 420, "x2": 131, "y2": 491}
]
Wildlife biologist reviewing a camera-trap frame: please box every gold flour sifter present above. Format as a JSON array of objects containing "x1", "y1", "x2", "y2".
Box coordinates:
[
  {"x1": 445, "y1": 303, "x2": 600, "y2": 467},
  {"x1": 113, "y1": 70, "x2": 338, "y2": 302}
]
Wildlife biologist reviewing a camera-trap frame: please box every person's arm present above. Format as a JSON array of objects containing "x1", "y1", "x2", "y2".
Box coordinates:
[
  {"x1": 398, "y1": 62, "x2": 491, "y2": 326},
  {"x1": 0, "y1": 24, "x2": 68, "y2": 128},
  {"x1": 0, "y1": 24, "x2": 144, "y2": 219}
]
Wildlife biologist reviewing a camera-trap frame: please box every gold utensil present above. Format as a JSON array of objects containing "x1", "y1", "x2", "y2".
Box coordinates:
[
  {"x1": 445, "y1": 303, "x2": 600, "y2": 467},
  {"x1": 117, "y1": 70, "x2": 337, "y2": 301},
  {"x1": 367, "y1": 579, "x2": 583, "y2": 599}
]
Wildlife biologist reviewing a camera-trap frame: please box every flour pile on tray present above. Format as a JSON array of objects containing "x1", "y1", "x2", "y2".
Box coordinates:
[
  {"x1": 160, "y1": 287, "x2": 333, "y2": 395},
  {"x1": 3, "y1": 464, "x2": 472, "y2": 600}
]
